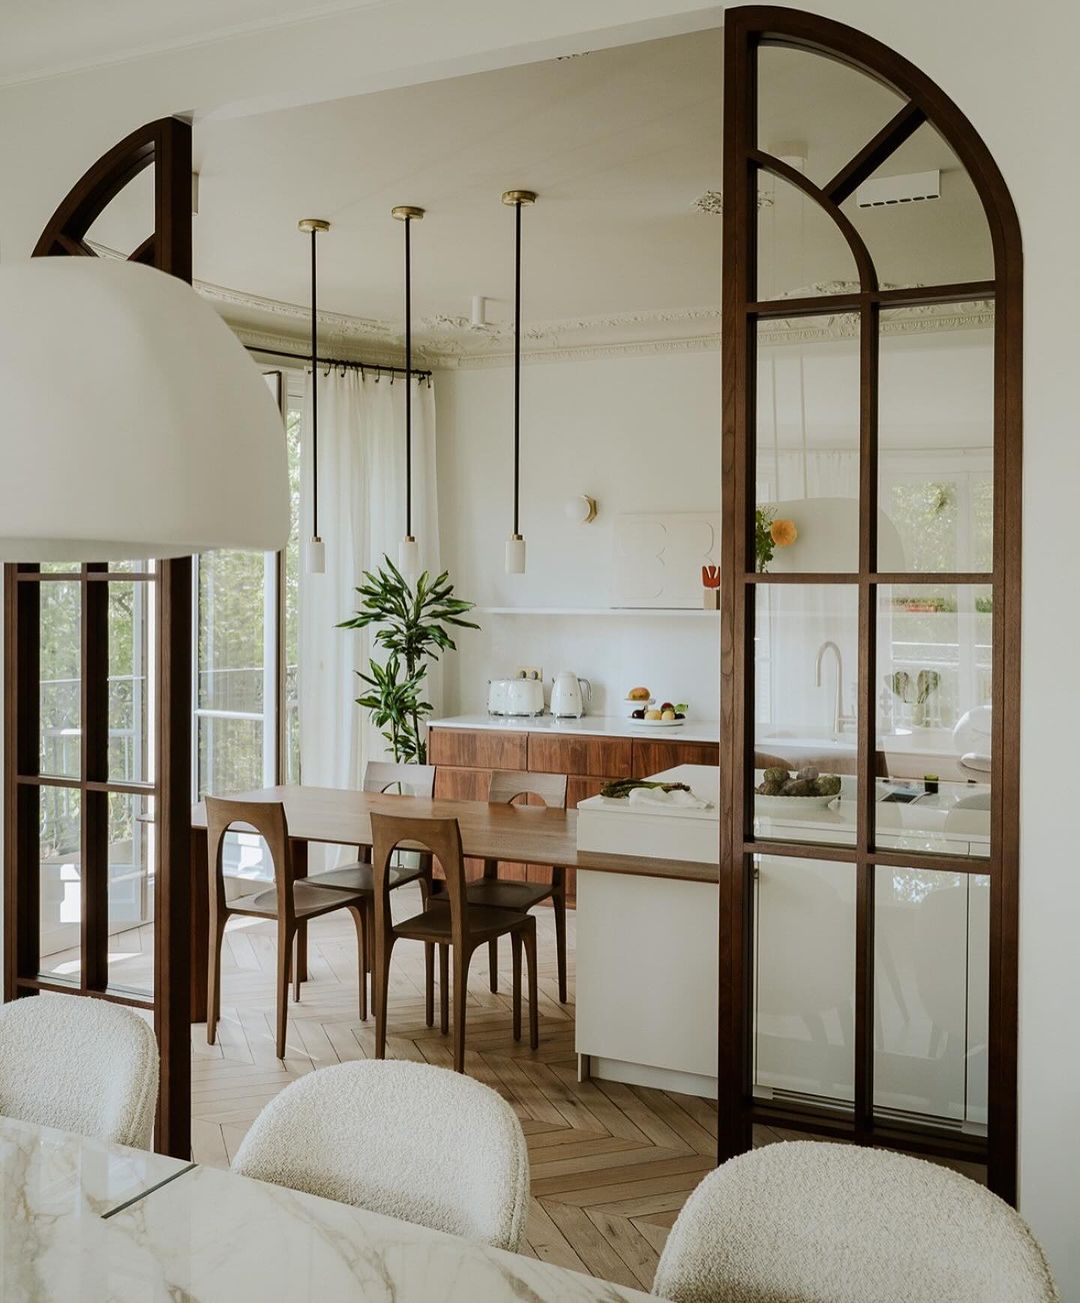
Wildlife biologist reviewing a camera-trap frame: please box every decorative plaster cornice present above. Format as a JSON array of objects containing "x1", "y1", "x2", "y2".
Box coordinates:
[{"x1": 89, "y1": 243, "x2": 993, "y2": 368}]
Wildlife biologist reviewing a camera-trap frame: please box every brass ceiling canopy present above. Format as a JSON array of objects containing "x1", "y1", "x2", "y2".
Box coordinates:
[
  {"x1": 297, "y1": 218, "x2": 330, "y2": 233},
  {"x1": 392, "y1": 205, "x2": 425, "y2": 221},
  {"x1": 502, "y1": 190, "x2": 538, "y2": 206}
]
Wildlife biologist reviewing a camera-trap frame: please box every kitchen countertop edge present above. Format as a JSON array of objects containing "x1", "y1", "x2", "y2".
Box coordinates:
[{"x1": 427, "y1": 713, "x2": 721, "y2": 745}]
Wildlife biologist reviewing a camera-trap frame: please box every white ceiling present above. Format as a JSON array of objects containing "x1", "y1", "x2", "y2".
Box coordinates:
[
  {"x1": 86, "y1": 30, "x2": 994, "y2": 357},
  {"x1": 0, "y1": 0, "x2": 392, "y2": 87}
]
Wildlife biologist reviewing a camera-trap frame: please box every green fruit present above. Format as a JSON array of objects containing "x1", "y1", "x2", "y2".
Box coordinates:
[
  {"x1": 762, "y1": 767, "x2": 790, "y2": 785},
  {"x1": 759, "y1": 779, "x2": 785, "y2": 796},
  {"x1": 816, "y1": 774, "x2": 842, "y2": 797}
]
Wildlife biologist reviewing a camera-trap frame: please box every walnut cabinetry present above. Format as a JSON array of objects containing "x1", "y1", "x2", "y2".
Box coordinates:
[{"x1": 428, "y1": 726, "x2": 719, "y2": 907}]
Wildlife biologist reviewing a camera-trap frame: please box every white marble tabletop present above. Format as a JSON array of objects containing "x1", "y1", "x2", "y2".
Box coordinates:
[{"x1": 0, "y1": 1117, "x2": 652, "y2": 1302}]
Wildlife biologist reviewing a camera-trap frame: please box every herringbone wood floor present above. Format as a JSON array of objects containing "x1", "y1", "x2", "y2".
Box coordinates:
[{"x1": 76, "y1": 889, "x2": 982, "y2": 1292}]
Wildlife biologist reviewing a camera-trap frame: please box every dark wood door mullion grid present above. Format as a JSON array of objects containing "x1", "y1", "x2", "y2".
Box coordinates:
[{"x1": 721, "y1": 7, "x2": 1023, "y2": 1201}]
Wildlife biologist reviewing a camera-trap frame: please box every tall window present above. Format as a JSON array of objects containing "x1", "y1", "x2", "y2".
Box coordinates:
[{"x1": 191, "y1": 369, "x2": 303, "y2": 797}]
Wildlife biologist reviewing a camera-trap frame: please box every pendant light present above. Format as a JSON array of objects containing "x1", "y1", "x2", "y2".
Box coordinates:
[
  {"x1": 502, "y1": 189, "x2": 537, "y2": 574},
  {"x1": 299, "y1": 217, "x2": 330, "y2": 573},
  {"x1": 392, "y1": 204, "x2": 425, "y2": 580}
]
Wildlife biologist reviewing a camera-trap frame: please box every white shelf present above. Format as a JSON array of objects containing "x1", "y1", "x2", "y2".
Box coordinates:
[{"x1": 474, "y1": 606, "x2": 720, "y2": 617}]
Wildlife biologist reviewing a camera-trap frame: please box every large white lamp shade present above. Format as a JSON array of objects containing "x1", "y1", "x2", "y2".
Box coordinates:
[{"x1": 0, "y1": 257, "x2": 289, "y2": 561}]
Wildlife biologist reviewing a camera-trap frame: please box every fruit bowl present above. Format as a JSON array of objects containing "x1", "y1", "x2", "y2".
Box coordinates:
[
  {"x1": 631, "y1": 716, "x2": 685, "y2": 729},
  {"x1": 755, "y1": 792, "x2": 839, "y2": 814}
]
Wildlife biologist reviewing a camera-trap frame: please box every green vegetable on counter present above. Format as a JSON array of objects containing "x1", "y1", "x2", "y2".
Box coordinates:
[{"x1": 600, "y1": 779, "x2": 692, "y2": 800}]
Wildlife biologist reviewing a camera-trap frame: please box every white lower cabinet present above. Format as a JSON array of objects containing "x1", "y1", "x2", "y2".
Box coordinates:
[{"x1": 754, "y1": 857, "x2": 989, "y2": 1129}]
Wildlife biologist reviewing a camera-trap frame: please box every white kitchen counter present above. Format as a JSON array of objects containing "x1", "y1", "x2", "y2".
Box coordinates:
[{"x1": 428, "y1": 713, "x2": 720, "y2": 744}]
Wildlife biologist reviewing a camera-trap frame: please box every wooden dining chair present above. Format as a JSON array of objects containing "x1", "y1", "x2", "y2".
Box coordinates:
[
  {"x1": 370, "y1": 812, "x2": 538, "y2": 1072},
  {"x1": 469, "y1": 770, "x2": 569, "y2": 1003},
  {"x1": 303, "y1": 761, "x2": 437, "y2": 1016},
  {"x1": 205, "y1": 797, "x2": 370, "y2": 1059}
]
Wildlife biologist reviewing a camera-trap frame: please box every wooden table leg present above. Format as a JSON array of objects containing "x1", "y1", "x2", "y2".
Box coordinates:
[
  {"x1": 190, "y1": 826, "x2": 209, "y2": 1024},
  {"x1": 292, "y1": 838, "x2": 308, "y2": 983}
]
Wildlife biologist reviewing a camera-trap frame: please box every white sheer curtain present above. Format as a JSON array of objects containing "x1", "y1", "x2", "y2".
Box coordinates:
[{"x1": 298, "y1": 367, "x2": 439, "y2": 809}]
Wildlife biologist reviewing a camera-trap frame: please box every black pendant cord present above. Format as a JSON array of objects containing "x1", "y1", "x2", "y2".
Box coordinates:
[
  {"x1": 513, "y1": 198, "x2": 522, "y2": 537},
  {"x1": 404, "y1": 215, "x2": 413, "y2": 538},
  {"x1": 309, "y1": 228, "x2": 319, "y2": 542}
]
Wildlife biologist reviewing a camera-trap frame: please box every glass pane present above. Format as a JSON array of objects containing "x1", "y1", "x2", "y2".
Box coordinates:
[
  {"x1": 284, "y1": 403, "x2": 302, "y2": 783},
  {"x1": 108, "y1": 581, "x2": 154, "y2": 784},
  {"x1": 757, "y1": 173, "x2": 860, "y2": 301},
  {"x1": 876, "y1": 584, "x2": 991, "y2": 857},
  {"x1": 874, "y1": 867, "x2": 989, "y2": 1129},
  {"x1": 843, "y1": 121, "x2": 994, "y2": 289},
  {"x1": 753, "y1": 584, "x2": 858, "y2": 846},
  {"x1": 757, "y1": 44, "x2": 906, "y2": 191},
  {"x1": 197, "y1": 714, "x2": 264, "y2": 798},
  {"x1": 879, "y1": 307, "x2": 995, "y2": 573},
  {"x1": 40, "y1": 582, "x2": 81, "y2": 778},
  {"x1": 754, "y1": 852, "x2": 855, "y2": 1107},
  {"x1": 107, "y1": 793, "x2": 154, "y2": 997},
  {"x1": 39, "y1": 787, "x2": 81, "y2": 983},
  {"x1": 198, "y1": 551, "x2": 267, "y2": 713},
  {"x1": 755, "y1": 315, "x2": 860, "y2": 572}
]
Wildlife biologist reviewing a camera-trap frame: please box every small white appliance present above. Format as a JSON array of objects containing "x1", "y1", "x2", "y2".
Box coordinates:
[
  {"x1": 550, "y1": 671, "x2": 592, "y2": 719},
  {"x1": 506, "y1": 678, "x2": 545, "y2": 717},
  {"x1": 487, "y1": 679, "x2": 512, "y2": 716}
]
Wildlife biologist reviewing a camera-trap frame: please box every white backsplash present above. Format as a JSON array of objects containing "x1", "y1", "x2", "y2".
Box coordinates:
[{"x1": 441, "y1": 612, "x2": 720, "y2": 721}]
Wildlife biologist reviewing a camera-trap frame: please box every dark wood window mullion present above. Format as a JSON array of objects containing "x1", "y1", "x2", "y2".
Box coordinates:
[
  {"x1": 81, "y1": 564, "x2": 109, "y2": 991},
  {"x1": 853, "y1": 299, "x2": 880, "y2": 1142},
  {"x1": 4, "y1": 567, "x2": 41, "y2": 998},
  {"x1": 718, "y1": 21, "x2": 758, "y2": 1167}
]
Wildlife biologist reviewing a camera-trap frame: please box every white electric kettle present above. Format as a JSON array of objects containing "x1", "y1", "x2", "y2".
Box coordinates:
[{"x1": 550, "y1": 671, "x2": 592, "y2": 719}]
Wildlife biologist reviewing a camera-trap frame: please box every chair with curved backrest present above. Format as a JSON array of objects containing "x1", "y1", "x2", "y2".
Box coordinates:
[
  {"x1": 231, "y1": 1059, "x2": 529, "y2": 1251},
  {"x1": 652, "y1": 1141, "x2": 1059, "y2": 1303},
  {"x1": 206, "y1": 797, "x2": 371, "y2": 1058},
  {"x1": 0, "y1": 993, "x2": 158, "y2": 1149},
  {"x1": 370, "y1": 812, "x2": 539, "y2": 1071},
  {"x1": 303, "y1": 761, "x2": 437, "y2": 1019},
  {"x1": 462, "y1": 770, "x2": 569, "y2": 1002}
]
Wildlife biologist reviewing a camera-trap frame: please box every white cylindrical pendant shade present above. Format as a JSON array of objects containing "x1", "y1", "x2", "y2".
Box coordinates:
[
  {"x1": 0, "y1": 258, "x2": 289, "y2": 561},
  {"x1": 505, "y1": 533, "x2": 526, "y2": 574},
  {"x1": 398, "y1": 535, "x2": 420, "y2": 579},
  {"x1": 306, "y1": 536, "x2": 326, "y2": 574}
]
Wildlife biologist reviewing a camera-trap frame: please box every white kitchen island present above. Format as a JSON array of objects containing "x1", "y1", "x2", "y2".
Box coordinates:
[{"x1": 574, "y1": 764, "x2": 991, "y2": 1133}]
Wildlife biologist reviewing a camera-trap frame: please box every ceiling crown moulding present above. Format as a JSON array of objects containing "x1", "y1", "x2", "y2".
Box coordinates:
[{"x1": 90, "y1": 248, "x2": 993, "y2": 368}]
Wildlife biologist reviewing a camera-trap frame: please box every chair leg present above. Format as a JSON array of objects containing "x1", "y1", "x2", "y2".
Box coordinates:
[
  {"x1": 424, "y1": 942, "x2": 435, "y2": 1028},
  {"x1": 488, "y1": 937, "x2": 499, "y2": 993},
  {"x1": 452, "y1": 944, "x2": 470, "y2": 1073},
  {"x1": 346, "y1": 905, "x2": 368, "y2": 1021},
  {"x1": 292, "y1": 931, "x2": 302, "y2": 1003},
  {"x1": 511, "y1": 931, "x2": 522, "y2": 1043},
  {"x1": 439, "y1": 943, "x2": 450, "y2": 1035},
  {"x1": 206, "y1": 911, "x2": 227, "y2": 1046},
  {"x1": 553, "y1": 887, "x2": 568, "y2": 1004},
  {"x1": 373, "y1": 934, "x2": 395, "y2": 1060},
  {"x1": 523, "y1": 919, "x2": 539, "y2": 1050},
  {"x1": 276, "y1": 922, "x2": 293, "y2": 1059}
]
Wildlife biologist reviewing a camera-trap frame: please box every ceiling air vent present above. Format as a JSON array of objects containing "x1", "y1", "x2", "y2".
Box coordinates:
[{"x1": 856, "y1": 169, "x2": 940, "y2": 208}]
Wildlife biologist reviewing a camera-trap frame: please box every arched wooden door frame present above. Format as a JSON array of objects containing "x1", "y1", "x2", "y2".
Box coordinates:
[
  {"x1": 719, "y1": 7, "x2": 1022, "y2": 1200},
  {"x1": 4, "y1": 117, "x2": 193, "y2": 1157}
]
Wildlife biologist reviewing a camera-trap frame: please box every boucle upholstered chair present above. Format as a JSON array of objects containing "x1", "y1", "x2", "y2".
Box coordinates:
[
  {"x1": 0, "y1": 993, "x2": 158, "y2": 1149},
  {"x1": 231, "y1": 1059, "x2": 529, "y2": 1251},
  {"x1": 652, "y1": 1141, "x2": 1059, "y2": 1303}
]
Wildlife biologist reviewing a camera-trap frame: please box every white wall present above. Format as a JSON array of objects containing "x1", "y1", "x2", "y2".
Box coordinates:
[
  {"x1": 2, "y1": 1, "x2": 1080, "y2": 1291},
  {"x1": 435, "y1": 349, "x2": 721, "y2": 718}
]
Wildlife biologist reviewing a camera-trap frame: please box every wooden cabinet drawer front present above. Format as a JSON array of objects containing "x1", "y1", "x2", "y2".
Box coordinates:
[
  {"x1": 428, "y1": 727, "x2": 526, "y2": 770},
  {"x1": 433, "y1": 765, "x2": 491, "y2": 802},
  {"x1": 528, "y1": 734, "x2": 632, "y2": 778},
  {"x1": 631, "y1": 739, "x2": 719, "y2": 775},
  {"x1": 566, "y1": 774, "x2": 622, "y2": 808}
]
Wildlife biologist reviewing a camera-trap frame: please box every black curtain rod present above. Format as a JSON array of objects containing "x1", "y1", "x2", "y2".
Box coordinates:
[{"x1": 246, "y1": 344, "x2": 432, "y2": 381}]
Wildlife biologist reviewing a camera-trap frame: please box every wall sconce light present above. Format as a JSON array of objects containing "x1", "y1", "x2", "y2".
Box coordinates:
[{"x1": 564, "y1": 495, "x2": 598, "y2": 524}]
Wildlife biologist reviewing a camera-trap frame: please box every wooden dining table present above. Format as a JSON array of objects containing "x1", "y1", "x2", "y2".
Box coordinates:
[{"x1": 187, "y1": 784, "x2": 716, "y2": 1021}]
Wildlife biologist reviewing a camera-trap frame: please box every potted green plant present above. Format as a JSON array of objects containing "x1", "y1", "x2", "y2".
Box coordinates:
[{"x1": 339, "y1": 558, "x2": 479, "y2": 763}]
